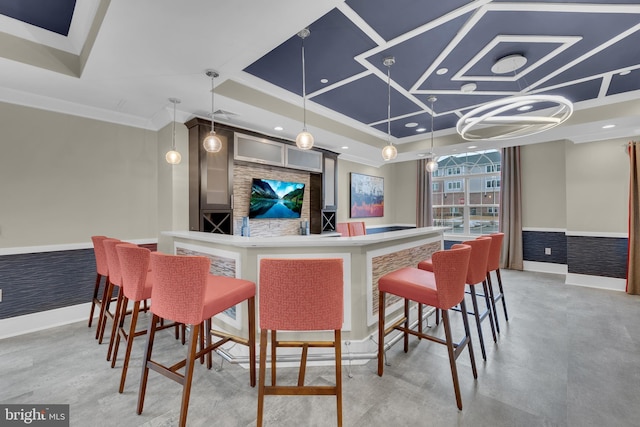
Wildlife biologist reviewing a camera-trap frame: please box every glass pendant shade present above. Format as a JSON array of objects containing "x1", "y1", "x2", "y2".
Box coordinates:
[
  {"x1": 381, "y1": 57, "x2": 397, "y2": 161},
  {"x1": 203, "y1": 130, "x2": 222, "y2": 153},
  {"x1": 297, "y1": 29, "x2": 313, "y2": 150},
  {"x1": 165, "y1": 150, "x2": 182, "y2": 164},
  {"x1": 382, "y1": 144, "x2": 397, "y2": 161},
  {"x1": 203, "y1": 70, "x2": 222, "y2": 153},
  {"x1": 296, "y1": 130, "x2": 314, "y2": 150},
  {"x1": 426, "y1": 158, "x2": 438, "y2": 173},
  {"x1": 166, "y1": 97, "x2": 182, "y2": 165}
]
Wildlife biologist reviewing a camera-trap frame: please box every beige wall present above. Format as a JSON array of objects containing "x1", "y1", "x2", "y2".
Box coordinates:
[
  {"x1": 521, "y1": 140, "x2": 567, "y2": 229},
  {"x1": 0, "y1": 102, "x2": 161, "y2": 248},
  {"x1": 336, "y1": 158, "x2": 417, "y2": 226},
  {"x1": 521, "y1": 137, "x2": 629, "y2": 234},
  {"x1": 565, "y1": 137, "x2": 629, "y2": 234}
]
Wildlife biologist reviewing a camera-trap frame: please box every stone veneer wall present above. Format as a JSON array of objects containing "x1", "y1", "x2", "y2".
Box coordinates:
[{"x1": 233, "y1": 163, "x2": 311, "y2": 237}]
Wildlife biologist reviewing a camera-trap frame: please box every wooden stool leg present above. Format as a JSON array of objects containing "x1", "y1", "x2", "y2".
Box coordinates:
[
  {"x1": 496, "y1": 269, "x2": 509, "y2": 321},
  {"x1": 106, "y1": 288, "x2": 123, "y2": 359},
  {"x1": 482, "y1": 280, "x2": 497, "y2": 342},
  {"x1": 137, "y1": 313, "x2": 159, "y2": 415},
  {"x1": 441, "y1": 310, "x2": 463, "y2": 410},
  {"x1": 377, "y1": 291, "x2": 386, "y2": 376},
  {"x1": 460, "y1": 299, "x2": 478, "y2": 379},
  {"x1": 335, "y1": 329, "x2": 343, "y2": 427},
  {"x1": 119, "y1": 301, "x2": 140, "y2": 393},
  {"x1": 270, "y1": 330, "x2": 277, "y2": 386},
  {"x1": 179, "y1": 323, "x2": 200, "y2": 427},
  {"x1": 469, "y1": 286, "x2": 487, "y2": 360},
  {"x1": 403, "y1": 299, "x2": 409, "y2": 352},
  {"x1": 257, "y1": 329, "x2": 268, "y2": 427},
  {"x1": 486, "y1": 273, "x2": 500, "y2": 333},
  {"x1": 88, "y1": 274, "x2": 102, "y2": 327},
  {"x1": 97, "y1": 280, "x2": 113, "y2": 341},
  {"x1": 248, "y1": 297, "x2": 257, "y2": 387}
]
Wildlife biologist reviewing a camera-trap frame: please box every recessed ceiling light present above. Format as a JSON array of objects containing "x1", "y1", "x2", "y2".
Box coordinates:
[
  {"x1": 405, "y1": 122, "x2": 418, "y2": 128},
  {"x1": 468, "y1": 145, "x2": 477, "y2": 149},
  {"x1": 619, "y1": 70, "x2": 631, "y2": 76},
  {"x1": 341, "y1": 146, "x2": 349, "y2": 150},
  {"x1": 436, "y1": 68, "x2": 448, "y2": 75},
  {"x1": 417, "y1": 153, "x2": 426, "y2": 157},
  {"x1": 461, "y1": 83, "x2": 477, "y2": 93},
  {"x1": 274, "y1": 126, "x2": 283, "y2": 131},
  {"x1": 602, "y1": 124, "x2": 616, "y2": 129},
  {"x1": 320, "y1": 78, "x2": 329, "y2": 83},
  {"x1": 416, "y1": 127, "x2": 427, "y2": 132},
  {"x1": 517, "y1": 105, "x2": 533, "y2": 112}
]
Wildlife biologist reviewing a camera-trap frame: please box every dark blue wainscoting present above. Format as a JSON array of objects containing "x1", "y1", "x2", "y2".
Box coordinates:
[
  {"x1": 523, "y1": 231, "x2": 567, "y2": 264},
  {"x1": 567, "y1": 235, "x2": 628, "y2": 279},
  {"x1": 0, "y1": 249, "x2": 96, "y2": 319},
  {"x1": 0, "y1": 243, "x2": 158, "y2": 320}
]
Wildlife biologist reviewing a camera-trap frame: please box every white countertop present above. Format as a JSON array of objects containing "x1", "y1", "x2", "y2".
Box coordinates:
[{"x1": 163, "y1": 227, "x2": 445, "y2": 248}]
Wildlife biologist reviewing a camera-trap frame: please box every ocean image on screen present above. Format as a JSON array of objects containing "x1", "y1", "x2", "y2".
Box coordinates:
[{"x1": 249, "y1": 178, "x2": 305, "y2": 219}]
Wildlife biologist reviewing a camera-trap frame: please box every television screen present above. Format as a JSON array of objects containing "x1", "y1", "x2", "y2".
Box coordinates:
[{"x1": 249, "y1": 178, "x2": 305, "y2": 219}]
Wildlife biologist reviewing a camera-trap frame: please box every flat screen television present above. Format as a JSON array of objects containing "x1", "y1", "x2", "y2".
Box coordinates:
[{"x1": 249, "y1": 178, "x2": 305, "y2": 219}]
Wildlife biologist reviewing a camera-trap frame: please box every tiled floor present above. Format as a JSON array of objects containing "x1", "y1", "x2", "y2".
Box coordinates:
[{"x1": 1, "y1": 269, "x2": 639, "y2": 426}]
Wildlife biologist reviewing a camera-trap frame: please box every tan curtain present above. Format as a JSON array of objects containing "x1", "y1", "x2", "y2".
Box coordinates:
[
  {"x1": 626, "y1": 141, "x2": 640, "y2": 294},
  {"x1": 416, "y1": 159, "x2": 432, "y2": 227},
  {"x1": 500, "y1": 146, "x2": 523, "y2": 270}
]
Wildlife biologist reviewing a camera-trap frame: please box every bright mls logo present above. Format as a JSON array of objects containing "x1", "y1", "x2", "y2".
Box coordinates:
[{"x1": 1, "y1": 405, "x2": 69, "y2": 426}]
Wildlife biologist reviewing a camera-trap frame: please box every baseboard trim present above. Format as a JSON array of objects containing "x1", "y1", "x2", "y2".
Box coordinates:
[
  {"x1": 0, "y1": 303, "x2": 92, "y2": 340},
  {"x1": 523, "y1": 260, "x2": 568, "y2": 275},
  {"x1": 565, "y1": 273, "x2": 626, "y2": 292}
]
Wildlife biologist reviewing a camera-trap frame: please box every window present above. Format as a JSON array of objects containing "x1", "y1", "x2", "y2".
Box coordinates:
[
  {"x1": 446, "y1": 167, "x2": 462, "y2": 176},
  {"x1": 446, "y1": 180, "x2": 462, "y2": 191},
  {"x1": 485, "y1": 178, "x2": 500, "y2": 189},
  {"x1": 431, "y1": 150, "x2": 501, "y2": 235}
]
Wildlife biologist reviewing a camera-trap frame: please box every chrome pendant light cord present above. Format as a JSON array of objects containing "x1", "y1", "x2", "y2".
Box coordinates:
[
  {"x1": 301, "y1": 39, "x2": 307, "y2": 130},
  {"x1": 387, "y1": 65, "x2": 391, "y2": 143}
]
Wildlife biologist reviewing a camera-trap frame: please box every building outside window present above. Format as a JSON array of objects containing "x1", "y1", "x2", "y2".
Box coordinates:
[{"x1": 431, "y1": 150, "x2": 501, "y2": 235}]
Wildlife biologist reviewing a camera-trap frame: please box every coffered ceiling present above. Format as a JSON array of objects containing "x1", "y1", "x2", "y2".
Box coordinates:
[{"x1": 1, "y1": 0, "x2": 639, "y2": 166}]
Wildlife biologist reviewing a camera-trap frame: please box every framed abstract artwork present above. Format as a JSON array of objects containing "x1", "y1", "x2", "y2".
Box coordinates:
[{"x1": 350, "y1": 172, "x2": 384, "y2": 218}]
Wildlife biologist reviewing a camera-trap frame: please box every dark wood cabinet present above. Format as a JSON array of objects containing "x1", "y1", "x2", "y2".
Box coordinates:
[
  {"x1": 186, "y1": 120, "x2": 338, "y2": 235},
  {"x1": 186, "y1": 119, "x2": 234, "y2": 234}
]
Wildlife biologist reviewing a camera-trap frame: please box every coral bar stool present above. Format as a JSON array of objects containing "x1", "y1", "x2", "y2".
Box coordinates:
[
  {"x1": 419, "y1": 237, "x2": 496, "y2": 360},
  {"x1": 112, "y1": 244, "x2": 177, "y2": 392},
  {"x1": 97, "y1": 238, "x2": 122, "y2": 347},
  {"x1": 88, "y1": 236, "x2": 109, "y2": 330},
  {"x1": 348, "y1": 221, "x2": 366, "y2": 236},
  {"x1": 137, "y1": 252, "x2": 256, "y2": 427},
  {"x1": 485, "y1": 232, "x2": 508, "y2": 332},
  {"x1": 378, "y1": 244, "x2": 477, "y2": 410},
  {"x1": 257, "y1": 258, "x2": 344, "y2": 427},
  {"x1": 336, "y1": 223, "x2": 349, "y2": 237}
]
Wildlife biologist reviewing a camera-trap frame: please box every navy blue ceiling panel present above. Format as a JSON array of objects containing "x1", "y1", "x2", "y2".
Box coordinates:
[
  {"x1": 371, "y1": 112, "x2": 461, "y2": 139},
  {"x1": 608, "y1": 69, "x2": 640, "y2": 96},
  {"x1": 371, "y1": 13, "x2": 472, "y2": 91},
  {"x1": 244, "y1": 8, "x2": 377, "y2": 96},
  {"x1": 245, "y1": 1, "x2": 640, "y2": 141},
  {"x1": 347, "y1": 0, "x2": 471, "y2": 41},
  {"x1": 0, "y1": 0, "x2": 76, "y2": 36},
  {"x1": 310, "y1": 73, "x2": 421, "y2": 124}
]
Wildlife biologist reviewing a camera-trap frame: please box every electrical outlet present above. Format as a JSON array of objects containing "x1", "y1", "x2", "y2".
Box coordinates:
[{"x1": 545, "y1": 247, "x2": 552, "y2": 255}]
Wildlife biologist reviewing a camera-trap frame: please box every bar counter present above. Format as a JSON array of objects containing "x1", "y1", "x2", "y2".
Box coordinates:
[{"x1": 162, "y1": 227, "x2": 445, "y2": 361}]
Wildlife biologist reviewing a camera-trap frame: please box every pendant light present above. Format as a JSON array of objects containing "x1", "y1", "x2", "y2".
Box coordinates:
[
  {"x1": 381, "y1": 56, "x2": 397, "y2": 161},
  {"x1": 295, "y1": 28, "x2": 314, "y2": 150},
  {"x1": 456, "y1": 54, "x2": 573, "y2": 140},
  {"x1": 165, "y1": 98, "x2": 182, "y2": 165},
  {"x1": 203, "y1": 70, "x2": 222, "y2": 153},
  {"x1": 425, "y1": 96, "x2": 439, "y2": 173}
]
